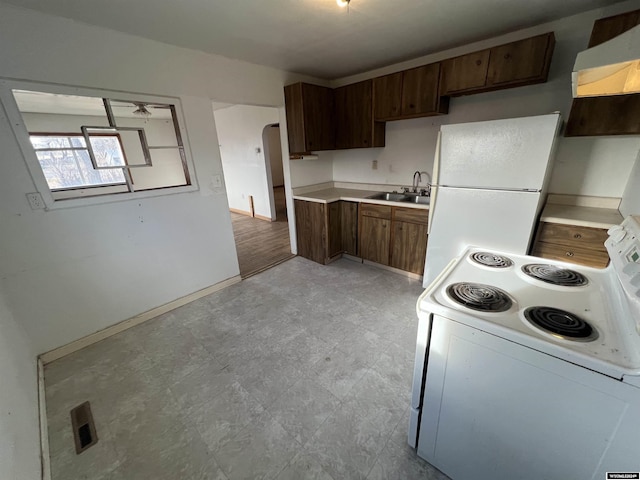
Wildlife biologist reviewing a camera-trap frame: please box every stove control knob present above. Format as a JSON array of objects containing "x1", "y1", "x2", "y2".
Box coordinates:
[{"x1": 608, "y1": 225, "x2": 627, "y2": 244}]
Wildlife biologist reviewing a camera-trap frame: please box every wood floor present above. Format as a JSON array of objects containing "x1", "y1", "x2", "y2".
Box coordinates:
[{"x1": 231, "y1": 186, "x2": 293, "y2": 278}]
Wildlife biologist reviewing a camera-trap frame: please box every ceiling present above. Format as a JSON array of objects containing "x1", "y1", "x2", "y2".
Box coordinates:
[
  {"x1": 2, "y1": 0, "x2": 626, "y2": 79},
  {"x1": 13, "y1": 90, "x2": 174, "y2": 119}
]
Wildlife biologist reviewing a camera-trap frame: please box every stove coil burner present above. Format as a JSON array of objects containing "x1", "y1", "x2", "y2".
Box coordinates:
[
  {"x1": 446, "y1": 283, "x2": 513, "y2": 312},
  {"x1": 521, "y1": 264, "x2": 588, "y2": 287},
  {"x1": 524, "y1": 307, "x2": 598, "y2": 341},
  {"x1": 470, "y1": 252, "x2": 514, "y2": 268}
]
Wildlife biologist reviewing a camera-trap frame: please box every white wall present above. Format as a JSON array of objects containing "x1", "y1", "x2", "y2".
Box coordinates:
[
  {"x1": 0, "y1": 291, "x2": 41, "y2": 480},
  {"x1": 265, "y1": 125, "x2": 284, "y2": 187},
  {"x1": 289, "y1": 153, "x2": 334, "y2": 187},
  {"x1": 329, "y1": 1, "x2": 640, "y2": 197},
  {"x1": 0, "y1": 2, "x2": 320, "y2": 354},
  {"x1": 214, "y1": 105, "x2": 279, "y2": 219}
]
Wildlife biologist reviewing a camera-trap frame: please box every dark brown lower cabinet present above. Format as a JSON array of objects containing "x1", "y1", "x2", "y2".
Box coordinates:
[
  {"x1": 295, "y1": 199, "x2": 326, "y2": 264},
  {"x1": 391, "y1": 221, "x2": 428, "y2": 274},
  {"x1": 340, "y1": 201, "x2": 358, "y2": 256},
  {"x1": 360, "y1": 216, "x2": 391, "y2": 265},
  {"x1": 359, "y1": 204, "x2": 429, "y2": 273},
  {"x1": 295, "y1": 199, "x2": 358, "y2": 264},
  {"x1": 328, "y1": 202, "x2": 342, "y2": 258}
]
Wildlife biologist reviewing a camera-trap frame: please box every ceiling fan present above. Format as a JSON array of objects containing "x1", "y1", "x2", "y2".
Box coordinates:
[{"x1": 110, "y1": 101, "x2": 172, "y2": 117}]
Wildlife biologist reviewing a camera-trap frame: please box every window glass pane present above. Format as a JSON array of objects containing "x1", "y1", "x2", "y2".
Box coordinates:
[
  {"x1": 30, "y1": 136, "x2": 72, "y2": 149},
  {"x1": 69, "y1": 136, "x2": 87, "y2": 148},
  {"x1": 36, "y1": 145, "x2": 125, "y2": 190},
  {"x1": 88, "y1": 136, "x2": 127, "y2": 168}
]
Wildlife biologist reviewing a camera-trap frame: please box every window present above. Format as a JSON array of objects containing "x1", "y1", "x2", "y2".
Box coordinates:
[
  {"x1": 30, "y1": 133, "x2": 126, "y2": 190},
  {"x1": 11, "y1": 89, "x2": 193, "y2": 202}
]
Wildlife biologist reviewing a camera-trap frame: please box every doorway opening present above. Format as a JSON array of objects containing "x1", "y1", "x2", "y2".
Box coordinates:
[{"x1": 213, "y1": 105, "x2": 293, "y2": 278}]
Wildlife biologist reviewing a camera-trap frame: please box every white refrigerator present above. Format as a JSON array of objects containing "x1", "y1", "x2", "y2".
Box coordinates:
[{"x1": 422, "y1": 113, "x2": 562, "y2": 287}]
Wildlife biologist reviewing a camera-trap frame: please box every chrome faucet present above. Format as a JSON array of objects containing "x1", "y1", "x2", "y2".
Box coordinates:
[{"x1": 412, "y1": 171, "x2": 421, "y2": 193}]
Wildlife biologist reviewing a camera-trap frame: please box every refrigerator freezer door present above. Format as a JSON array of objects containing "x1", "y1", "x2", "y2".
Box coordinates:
[
  {"x1": 438, "y1": 114, "x2": 561, "y2": 191},
  {"x1": 423, "y1": 187, "x2": 541, "y2": 287}
]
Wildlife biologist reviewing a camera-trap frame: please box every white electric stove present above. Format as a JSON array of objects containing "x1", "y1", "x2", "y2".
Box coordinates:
[{"x1": 409, "y1": 216, "x2": 640, "y2": 480}]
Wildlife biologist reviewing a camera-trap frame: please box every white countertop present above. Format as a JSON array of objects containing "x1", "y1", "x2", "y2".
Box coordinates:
[
  {"x1": 292, "y1": 187, "x2": 430, "y2": 210},
  {"x1": 540, "y1": 204, "x2": 623, "y2": 229}
]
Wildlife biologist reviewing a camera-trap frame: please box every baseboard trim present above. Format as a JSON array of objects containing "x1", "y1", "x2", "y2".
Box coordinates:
[
  {"x1": 38, "y1": 358, "x2": 51, "y2": 480},
  {"x1": 362, "y1": 259, "x2": 423, "y2": 280},
  {"x1": 254, "y1": 214, "x2": 274, "y2": 222},
  {"x1": 229, "y1": 207, "x2": 252, "y2": 216},
  {"x1": 39, "y1": 275, "x2": 242, "y2": 364}
]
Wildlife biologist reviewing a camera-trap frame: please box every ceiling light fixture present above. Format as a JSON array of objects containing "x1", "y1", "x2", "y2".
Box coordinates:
[
  {"x1": 132, "y1": 102, "x2": 151, "y2": 117},
  {"x1": 336, "y1": 0, "x2": 350, "y2": 8}
]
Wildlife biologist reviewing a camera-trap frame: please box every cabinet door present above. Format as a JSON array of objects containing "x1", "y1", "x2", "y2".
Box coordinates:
[
  {"x1": 401, "y1": 64, "x2": 444, "y2": 116},
  {"x1": 360, "y1": 216, "x2": 390, "y2": 265},
  {"x1": 335, "y1": 80, "x2": 385, "y2": 149},
  {"x1": 302, "y1": 83, "x2": 335, "y2": 151},
  {"x1": 294, "y1": 199, "x2": 326, "y2": 264},
  {"x1": 373, "y1": 72, "x2": 403, "y2": 121},
  {"x1": 486, "y1": 33, "x2": 553, "y2": 86},
  {"x1": 284, "y1": 83, "x2": 306, "y2": 154},
  {"x1": 284, "y1": 83, "x2": 335, "y2": 154},
  {"x1": 440, "y1": 50, "x2": 490, "y2": 95},
  {"x1": 565, "y1": 93, "x2": 640, "y2": 136},
  {"x1": 328, "y1": 202, "x2": 342, "y2": 258},
  {"x1": 390, "y1": 221, "x2": 428, "y2": 274},
  {"x1": 340, "y1": 201, "x2": 358, "y2": 256},
  {"x1": 588, "y1": 9, "x2": 640, "y2": 47}
]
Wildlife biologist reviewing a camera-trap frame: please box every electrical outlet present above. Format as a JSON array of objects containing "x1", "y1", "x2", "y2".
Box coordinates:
[
  {"x1": 372, "y1": 160, "x2": 378, "y2": 170},
  {"x1": 26, "y1": 192, "x2": 45, "y2": 210}
]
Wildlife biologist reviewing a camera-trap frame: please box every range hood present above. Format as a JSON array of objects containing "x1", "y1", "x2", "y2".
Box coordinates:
[{"x1": 572, "y1": 24, "x2": 640, "y2": 98}]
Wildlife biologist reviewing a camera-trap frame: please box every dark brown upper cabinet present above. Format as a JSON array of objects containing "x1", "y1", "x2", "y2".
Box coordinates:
[
  {"x1": 587, "y1": 9, "x2": 640, "y2": 47},
  {"x1": 441, "y1": 50, "x2": 491, "y2": 95},
  {"x1": 284, "y1": 82, "x2": 335, "y2": 154},
  {"x1": 441, "y1": 32, "x2": 555, "y2": 96},
  {"x1": 373, "y1": 72, "x2": 403, "y2": 120},
  {"x1": 374, "y1": 63, "x2": 448, "y2": 121},
  {"x1": 335, "y1": 80, "x2": 385, "y2": 149},
  {"x1": 487, "y1": 34, "x2": 555, "y2": 86},
  {"x1": 565, "y1": 9, "x2": 640, "y2": 137}
]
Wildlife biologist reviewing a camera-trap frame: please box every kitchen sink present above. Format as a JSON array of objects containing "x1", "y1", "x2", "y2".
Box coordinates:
[
  {"x1": 404, "y1": 194, "x2": 431, "y2": 205},
  {"x1": 367, "y1": 192, "x2": 430, "y2": 205},
  {"x1": 367, "y1": 192, "x2": 410, "y2": 202}
]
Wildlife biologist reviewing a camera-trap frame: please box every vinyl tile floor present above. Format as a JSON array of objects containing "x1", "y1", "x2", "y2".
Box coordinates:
[{"x1": 44, "y1": 257, "x2": 451, "y2": 480}]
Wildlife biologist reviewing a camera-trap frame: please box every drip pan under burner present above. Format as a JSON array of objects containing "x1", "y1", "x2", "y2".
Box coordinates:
[
  {"x1": 522, "y1": 264, "x2": 588, "y2": 287},
  {"x1": 523, "y1": 306, "x2": 598, "y2": 342},
  {"x1": 470, "y1": 252, "x2": 514, "y2": 268},
  {"x1": 446, "y1": 283, "x2": 513, "y2": 313}
]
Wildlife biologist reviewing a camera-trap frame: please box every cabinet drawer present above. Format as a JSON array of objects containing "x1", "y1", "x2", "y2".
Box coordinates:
[
  {"x1": 393, "y1": 207, "x2": 429, "y2": 225},
  {"x1": 531, "y1": 242, "x2": 610, "y2": 269},
  {"x1": 360, "y1": 203, "x2": 392, "y2": 219},
  {"x1": 536, "y1": 223, "x2": 608, "y2": 252}
]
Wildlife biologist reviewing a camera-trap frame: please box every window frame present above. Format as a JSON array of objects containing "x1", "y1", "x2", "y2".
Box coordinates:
[
  {"x1": 0, "y1": 78, "x2": 199, "y2": 210},
  {"x1": 29, "y1": 131, "x2": 130, "y2": 191}
]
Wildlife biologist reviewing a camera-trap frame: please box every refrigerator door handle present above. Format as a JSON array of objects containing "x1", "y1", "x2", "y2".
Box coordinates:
[{"x1": 428, "y1": 131, "x2": 442, "y2": 235}]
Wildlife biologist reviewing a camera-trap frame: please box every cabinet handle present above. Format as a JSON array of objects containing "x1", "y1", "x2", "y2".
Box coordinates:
[
  {"x1": 573, "y1": 234, "x2": 582, "y2": 239},
  {"x1": 409, "y1": 104, "x2": 415, "y2": 109},
  {"x1": 504, "y1": 53, "x2": 511, "y2": 60},
  {"x1": 566, "y1": 251, "x2": 574, "y2": 257},
  {"x1": 475, "y1": 59, "x2": 482, "y2": 66}
]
